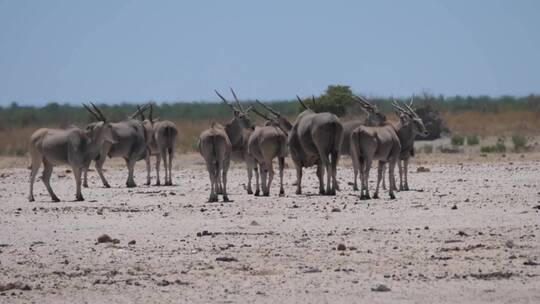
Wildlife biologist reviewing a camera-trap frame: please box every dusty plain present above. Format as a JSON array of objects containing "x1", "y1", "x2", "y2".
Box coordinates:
[{"x1": 1, "y1": 151, "x2": 539, "y2": 303}]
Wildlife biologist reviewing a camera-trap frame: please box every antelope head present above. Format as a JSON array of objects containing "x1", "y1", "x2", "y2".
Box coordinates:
[{"x1": 215, "y1": 88, "x2": 254, "y2": 129}]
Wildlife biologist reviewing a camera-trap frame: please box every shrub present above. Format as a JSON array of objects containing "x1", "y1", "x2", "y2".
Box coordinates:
[
  {"x1": 480, "y1": 142, "x2": 506, "y2": 153},
  {"x1": 451, "y1": 134, "x2": 465, "y2": 146},
  {"x1": 466, "y1": 134, "x2": 479, "y2": 145},
  {"x1": 511, "y1": 134, "x2": 527, "y2": 151}
]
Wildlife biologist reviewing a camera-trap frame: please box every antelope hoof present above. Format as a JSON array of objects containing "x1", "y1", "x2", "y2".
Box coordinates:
[
  {"x1": 222, "y1": 196, "x2": 231, "y2": 202},
  {"x1": 103, "y1": 183, "x2": 111, "y2": 188},
  {"x1": 209, "y1": 195, "x2": 218, "y2": 203},
  {"x1": 75, "y1": 195, "x2": 84, "y2": 201},
  {"x1": 353, "y1": 185, "x2": 359, "y2": 191},
  {"x1": 404, "y1": 185, "x2": 409, "y2": 191},
  {"x1": 263, "y1": 192, "x2": 270, "y2": 197},
  {"x1": 165, "y1": 181, "x2": 173, "y2": 186},
  {"x1": 247, "y1": 189, "x2": 253, "y2": 195},
  {"x1": 279, "y1": 189, "x2": 285, "y2": 196},
  {"x1": 295, "y1": 188, "x2": 302, "y2": 195},
  {"x1": 389, "y1": 193, "x2": 396, "y2": 200},
  {"x1": 154, "y1": 181, "x2": 161, "y2": 186},
  {"x1": 373, "y1": 193, "x2": 379, "y2": 199},
  {"x1": 319, "y1": 189, "x2": 326, "y2": 195},
  {"x1": 83, "y1": 183, "x2": 89, "y2": 188},
  {"x1": 359, "y1": 194, "x2": 367, "y2": 200},
  {"x1": 254, "y1": 190, "x2": 260, "y2": 197},
  {"x1": 28, "y1": 196, "x2": 35, "y2": 202},
  {"x1": 145, "y1": 181, "x2": 151, "y2": 186},
  {"x1": 52, "y1": 196, "x2": 60, "y2": 203}
]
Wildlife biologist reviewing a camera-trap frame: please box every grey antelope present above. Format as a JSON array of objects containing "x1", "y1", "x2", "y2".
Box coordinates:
[
  {"x1": 140, "y1": 104, "x2": 178, "y2": 186},
  {"x1": 340, "y1": 95, "x2": 387, "y2": 191},
  {"x1": 381, "y1": 98, "x2": 428, "y2": 191},
  {"x1": 83, "y1": 105, "x2": 149, "y2": 188},
  {"x1": 288, "y1": 96, "x2": 343, "y2": 195},
  {"x1": 350, "y1": 102, "x2": 403, "y2": 200},
  {"x1": 214, "y1": 88, "x2": 258, "y2": 194},
  {"x1": 247, "y1": 102, "x2": 288, "y2": 196},
  {"x1": 198, "y1": 122, "x2": 232, "y2": 202},
  {"x1": 28, "y1": 103, "x2": 116, "y2": 202}
]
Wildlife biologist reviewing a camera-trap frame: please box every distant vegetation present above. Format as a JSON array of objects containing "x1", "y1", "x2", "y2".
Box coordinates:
[{"x1": 1, "y1": 85, "x2": 539, "y2": 155}]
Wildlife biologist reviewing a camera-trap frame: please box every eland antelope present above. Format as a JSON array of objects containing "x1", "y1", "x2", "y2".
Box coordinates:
[
  {"x1": 215, "y1": 89, "x2": 258, "y2": 194},
  {"x1": 341, "y1": 96, "x2": 387, "y2": 191},
  {"x1": 381, "y1": 98, "x2": 428, "y2": 191},
  {"x1": 28, "y1": 103, "x2": 116, "y2": 202},
  {"x1": 140, "y1": 104, "x2": 178, "y2": 186},
  {"x1": 83, "y1": 105, "x2": 149, "y2": 188},
  {"x1": 350, "y1": 103, "x2": 403, "y2": 200},
  {"x1": 288, "y1": 96, "x2": 343, "y2": 195},
  {"x1": 198, "y1": 123, "x2": 232, "y2": 202},
  {"x1": 248, "y1": 104, "x2": 288, "y2": 196}
]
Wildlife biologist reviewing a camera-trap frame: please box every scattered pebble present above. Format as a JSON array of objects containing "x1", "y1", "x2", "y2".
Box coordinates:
[{"x1": 371, "y1": 284, "x2": 391, "y2": 292}]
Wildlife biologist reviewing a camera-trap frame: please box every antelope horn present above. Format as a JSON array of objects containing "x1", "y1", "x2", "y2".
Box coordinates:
[
  {"x1": 353, "y1": 95, "x2": 376, "y2": 113},
  {"x1": 391, "y1": 100, "x2": 408, "y2": 114},
  {"x1": 149, "y1": 103, "x2": 154, "y2": 122},
  {"x1": 130, "y1": 103, "x2": 150, "y2": 119},
  {"x1": 251, "y1": 106, "x2": 272, "y2": 121},
  {"x1": 215, "y1": 89, "x2": 236, "y2": 111},
  {"x1": 229, "y1": 87, "x2": 244, "y2": 111},
  {"x1": 137, "y1": 105, "x2": 146, "y2": 121},
  {"x1": 256, "y1": 99, "x2": 281, "y2": 117},
  {"x1": 83, "y1": 103, "x2": 101, "y2": 121},
  {"x1": 90, "y1": 102, "x2": 107, "y2": 121},
  {"x1": 296, "y1": 95, "x2": 310, "y2": 110}
]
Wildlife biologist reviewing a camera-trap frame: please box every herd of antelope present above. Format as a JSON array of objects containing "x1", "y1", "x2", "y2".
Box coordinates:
[{"x1": 27, "y1": 89, "x2": 428, "y2": 203}]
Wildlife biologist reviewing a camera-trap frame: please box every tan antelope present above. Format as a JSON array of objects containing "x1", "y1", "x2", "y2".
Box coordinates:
[
  {"x1": 198, "y1": 123, "x2": 232, "y2": 202},
  {"x1": 28, "y1": 103, "x2": 116, "y2": 202},
  {"x1": 350, "y1": 103, "x2": 403, "y2": 200},
  {"x1": 380, "y1": 98, "x2": 428, "y2": 191},
  {"x1": 248, "y1": 104, "x2": 288, "y2": 196},
  {"x1": 140, "y1": 104, "x2": 178, "y2": 186},
  {"x1": 215, "y1": 89, "x2": 258, "y2": 194},
  {"x1": 288, "y1": 96, "x2": 343, "y2": 195},
  {"x1": 341, "y1": 95, "x2": 387, "y2": 191},
  {"x1": 82, "y1": 105, "x2": 149, "y2": 188}
]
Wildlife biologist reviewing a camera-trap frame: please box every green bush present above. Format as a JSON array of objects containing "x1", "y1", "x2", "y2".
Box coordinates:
[
  {"x1": 480, "y1": 142, "x2": 506, "y2": 153},
  {"x1": 301, "y1": 85, "x2": 355, "y2": 117},
  {"x1": 512, "y1": 134, "x2": 527, "y2": 151},
  {"x1": 466, "y1": 134, "x2": 480, "y2": 145},
  {"x1": 451, "y1": 134, "x2": 465, "y2": 146}
]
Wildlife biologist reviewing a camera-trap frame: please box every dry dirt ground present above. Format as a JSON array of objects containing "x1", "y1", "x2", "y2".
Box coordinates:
[{"x1": 0, "y1": 153, "x2": 539, "y2": 303}]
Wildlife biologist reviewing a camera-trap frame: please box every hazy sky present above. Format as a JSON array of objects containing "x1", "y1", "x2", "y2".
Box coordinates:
[{"x1": 1, "y1": 0, "x2": 539, "y2": 105}]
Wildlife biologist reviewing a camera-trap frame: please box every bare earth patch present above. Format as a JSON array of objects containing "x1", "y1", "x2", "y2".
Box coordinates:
[{"x1": 0, "y1": 154, "x2": 539, "y2": 303}]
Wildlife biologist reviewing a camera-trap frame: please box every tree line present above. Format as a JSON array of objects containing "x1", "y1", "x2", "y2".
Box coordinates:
[{"x1": 1, "y1": 85, "x2": 539, "y2": 130}]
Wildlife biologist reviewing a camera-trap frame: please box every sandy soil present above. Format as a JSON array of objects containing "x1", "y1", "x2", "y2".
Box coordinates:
[{"x1": 1, "y1": 153, "x2": 539, "y2": 303}]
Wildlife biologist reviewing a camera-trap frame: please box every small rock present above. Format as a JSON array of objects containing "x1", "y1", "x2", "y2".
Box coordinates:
[
  {"x1": 157, "y1": 279, "x2": 170, "y2": 286},
  {"x1": 250, "y1": 220, "x2": 260, "y2": 226},
  {"x1": 523, "y1": 260, "x2": 539, "y2": 266},
  {"x1": 417, "y1": 166, "x2": 430, "y2": 173},
  {"x1": 457, "y1": 231, "x2": 468, "y2": 237},
  {"x1": 331, "y1": 208, "x2": 341, "y2": 212},
  {"x1": 216, "y1": 257, "x2": 238, "y2": 262},
  {"x1": 451, "y1": 205, "x2": 458, "y2": 210},
  {"x1": 371, "y1": 284, "x2": 391, "y2": 292},
  {"x1": 97, "y1": 234, "x2": 113, "y2": 243},
  {"x1": 337, "y1": 244, "x2": 346, "y2": 251},
  {"x1": 505, "y1": 240, "x2": 515, "y2": 248},
  {"x1": 128, "y1": 240, "x2": 136, "y2": 245},
  {"x1": 302, "y1": 267, "x2": 322, "y2": 273}
]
